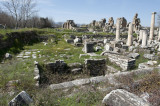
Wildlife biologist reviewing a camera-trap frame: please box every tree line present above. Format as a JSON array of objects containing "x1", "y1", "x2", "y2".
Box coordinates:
[{"x1": 0, "y1": 0, "x2": 61, "y2": 29}]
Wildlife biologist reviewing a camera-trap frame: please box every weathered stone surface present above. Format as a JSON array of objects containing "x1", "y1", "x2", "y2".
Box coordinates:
[
  {"x1": 5, "y1": 53, "x2": 12, "y2": 59},
  {"x1": 68, "y1": 63, "x2": 82, "y2": 68},
  {"x1": 87, "y1": 53, "x2": 99, "y2": 57},
  {"x1": 84, "y1": 42, "x2": 95, "y2": 53},
  {"x1": 127, "y1": 23, "x2": 133, "y2": 46},
  {"x1": 34, "y1": 61, "x2": 40, "y2": 86},
  {"x1": 142, "y1": 30, "x2": 148, "y2": 48},
  {"x1": 122, "y1": 45, "x2": 128, "y2": 50},
  {"x1": 119, "y1": 17, "x2": 127, "y2": 28},
  {"x1": 138, "y1": 63, "x2": 149, "y2": 69},
  {"x1": 132, "y1": 13, "x2": 141, "y2": 31},
  {"x1": 114, "y1": 42, "x2": 122, "y2": 48},
  {"x1": 66, "y1": 39, "x2": 74, "y2": 43},
  {"x1": 107, "y1": 66, "x2": 119, "y2": 73},
  {"x1": 129, "y1": 46, "x2": 135, "y2": 52},
  {"x1": 104, "y1": 43, "x2": 113, "y2": 51},
  {"x1": 102, "y1": 52, "x2": 135, "y2": 70},
  {"x1": 113, "y1": 47, "x2": 120, "y2": 53},
  {"x1": 49, "y1": 76, "x2": 108, "y2": 90},
  {"x1": 70, "y1": 35, "x2": 76, "y2": 39},
  {"x1": 116, "y1": 18, "x2": 120, "y2": 41},
  {"x1": 90, "y1": 76, "x2": 107, "y2": 83},
  {"x1": 104, "y1": 39, "x2": 108, "y2": 44},
  {"x1": 62, "y1": 20, "x2": 77, "y2": 29},
  {"x1": 45, "y1": 60, "x2": 69, "y2": 73},
  {"x1": 74, "y1": 37, "x2": 82, "y2": 44},
  {"x1": 49, "y1": 83, "x2": 65, "y2": 90},
  {"x1": 85, "y1": 59, "x2": 106, "y2": 76},
  {"x1": 79, "y1": 54, "x2": 89, "y2": 58},
  {"x1": 9, "y1": 91, "x2": 33, "y2": 106},
  {"x1": 147, "y1": 61, "x2": 157, "y2": 65},
  {"x1": 102, "y1": 89, "x2": 150, "y2": 106},
  {"x1": 143, "y1": 54, "x2": 158, "y2": 60},
  {"x1": 140, "y1": 92, "x2": 150, "y2": 103},
  {"x1": 71, "y1": 68, "x2": 82, "y2": 74},
  {"x1": 72, "y1": 78, "x2": 90, "y2": 86},
  {"x1": 138, "y1": 61, "x2": 157, "y2": 69},
  {"x1": 75, "y1": 43, "x2": 83, "y2": 47},
  {"x1": 95, "y1": 46, "x2": 102, "y2": 51},
  {"x1": 23, "y1": 56, "x2": 30, "y2": 59},
  {"x1": 127, "y1": 53, "x2": 140, "y2": 59},
  {"x1": 149, "y1": 12, "x2": 156, "y2": 41},
  {"x1": 49, "y1": 67, "x2": 156, "y2": 90},
  {"x1": 137, "y1": 48, "x2": 152, "y2": 54}
]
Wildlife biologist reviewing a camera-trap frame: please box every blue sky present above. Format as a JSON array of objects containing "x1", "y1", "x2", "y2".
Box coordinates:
[{"x1": 1, "y1": 0, "x2": 160, "y2": 26}]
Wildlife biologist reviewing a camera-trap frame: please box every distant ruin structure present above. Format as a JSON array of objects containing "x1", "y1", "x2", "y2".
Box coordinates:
[
  {"x1": 119, "y1": 17, "x2": 127, "y2": 28},
  {"x1": 62, "y1": 20, "x2": 77, "y2": 29},
  {"x1": 132, "y1": 13, "x2": 141, "y2": 31},
  {"x1": 89, "y1": 18, "x2": 106, "y2": 28}
]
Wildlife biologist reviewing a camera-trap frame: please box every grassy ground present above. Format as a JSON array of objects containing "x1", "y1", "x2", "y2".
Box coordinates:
[
  {"x1": 0, "y1": 28, "x2": 107, "y2": 105},
  {"x1": 134, "y1": 52, "x2": 149, "y2": 69}
]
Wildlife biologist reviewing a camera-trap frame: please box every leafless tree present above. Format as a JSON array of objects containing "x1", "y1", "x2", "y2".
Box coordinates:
[
  {"x1": 157, "y1": 12, "x2": 160, "y2": 27},
  {"x1": 0, "y1": 9, "x2": 14, "y2": 28},
  {"x1": 2, "y1": 0, "x2": 37, "y2": 28},
  {"x1": 21, "y1": 0, "x2": 37, "y2": 27}
]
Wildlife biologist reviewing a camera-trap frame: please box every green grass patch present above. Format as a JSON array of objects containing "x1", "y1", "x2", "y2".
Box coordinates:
[{"x1": 135, "y1": 52, "x2": 148, "y2": 69}]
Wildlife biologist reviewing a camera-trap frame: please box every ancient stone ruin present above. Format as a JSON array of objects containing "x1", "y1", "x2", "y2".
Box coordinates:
[
  {"x1": 84, "y1": 59, "x2": 106, "y2": 76},
  {"x1": 2, "y1": 10, "x2": 160, "y2": 106},
  {"x1": 132, "y1": 13, "x2": 141, "y2": 31},
  {"x1": 62, "y1": 20, "x2": 77, "y2": 29},
  {"x1": 9, "y1": 91, "x2": 33, "y2": 106}
]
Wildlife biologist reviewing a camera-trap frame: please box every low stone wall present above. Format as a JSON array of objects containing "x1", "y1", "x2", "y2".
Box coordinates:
[
  {"x1": 102, "y1": 52, "x2": 135, "y2": 70},
  {"x1": 49, "y1": 67, "x2": 155, "y2": 90},
  {"x1": 84, "y1": 59, "x2": 106, "y2": 76},
  {"x1": 44, "y1": 60, "x2": 69, "y2": 73},
  {"x1": 34, "y1": 61, "x2": 40, "y2": 87},
  {"x1": 49, "y1": 76, "x2": 107, "y2": 90},
  {"x1": 83, "y1": 42, "x2": 95, "y2": 53}
]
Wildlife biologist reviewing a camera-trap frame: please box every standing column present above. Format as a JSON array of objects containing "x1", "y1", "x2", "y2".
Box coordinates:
[
  {"x1": 127, "y1": 23, "x2": 133, "y2": 46},
  {"x1": 158, "y1": 28, "x2": 160, "y2": 41},
  {"x1": 116, "y1": 18, "x2": 120, "y2": 41},
  {"x1": 138, "y1": 30, "x2": 143, "y2": 42},
  {"x1": 149, "y1": 12, "x2": 156, "y2": 41},
  {"x1": 142, "y1": 30, "x2": 148, "y2": 48}
]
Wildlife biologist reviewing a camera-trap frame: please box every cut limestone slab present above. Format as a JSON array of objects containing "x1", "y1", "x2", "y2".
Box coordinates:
[
  {"x1": 8, "y1": 91, "x2": 33, "y2": 106},
  {"x1": 102, "y1": 89, "x2": 150, "y2": 106}
]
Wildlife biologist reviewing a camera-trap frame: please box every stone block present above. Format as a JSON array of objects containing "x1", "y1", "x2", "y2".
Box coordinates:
[
  {"x1": 66, "y1": 39, "x2": 74, "y2": 43},
  {"x1": 122, "y1": 45, "x2": 128, "y2": 50},
  {"x1": 127, "y1": 53, "x2": 140, "y2": 59},
  {"x1": 143, "y1": 54, "x2": 159, "y2": 60},
  {"x1": 9, "y1": 91, "x2": 33, "y2": 106},
  {"x1": 102, "y1": 89, "x2": 150, "y2": 106},
  {"x1": 85, "y1": 59, "x2": 106, "y2": 76},
  {"x1": 45, "y1": 60, "x2": 69, "y2": 73},
  {"x1": 84, "y1": 42, "x2": 95, "y2": 53}
]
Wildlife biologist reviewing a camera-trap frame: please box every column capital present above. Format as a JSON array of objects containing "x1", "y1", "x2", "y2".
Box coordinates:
[{"x1": 152, "y1": 12, "x2": 157, "y2": 14}]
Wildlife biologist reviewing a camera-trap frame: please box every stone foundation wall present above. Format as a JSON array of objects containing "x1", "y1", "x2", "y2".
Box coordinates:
[
  {"x1": 103, "y1": 52, "x2": 135, "y2": 70},
  {"x1": 44, "y1": 60, "x2": 69, "y2": 73},
  {"x1": 85, "y1": 59, "x2": 106, "y2": 76}
]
